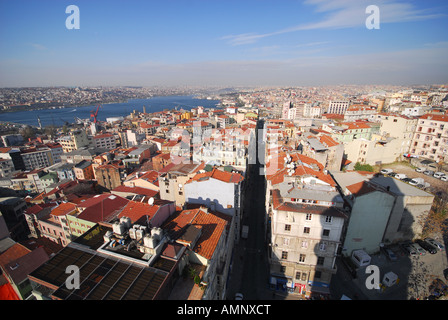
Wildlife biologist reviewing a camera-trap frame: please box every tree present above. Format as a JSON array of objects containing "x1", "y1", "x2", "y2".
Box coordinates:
[
  {"x1": 354, "y1": 162, "x2": 374, "y2": 172},
  {"x1": 417, "y1": 186, "x2": 448, "y2": 238},
  {"x1": 19, "y1": 125, "x2": 36, "y2": 140},
  {"x1": 44, "y1": 125, "x2": 57, "y2": 139}
]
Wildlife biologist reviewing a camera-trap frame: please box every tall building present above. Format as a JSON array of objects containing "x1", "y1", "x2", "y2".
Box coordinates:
[
  {"x1": 20, "y1": 146, "x2": 54, "y2": 171},
  {"x1": 410, "y1": 114, "x2": 448, "y2": 162},
  {"x1": 265, "y1": 152, "x2": 346, "y2": 298}
]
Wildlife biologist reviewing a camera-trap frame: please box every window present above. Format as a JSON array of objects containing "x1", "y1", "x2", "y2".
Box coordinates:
[
  {"x1": 305, "y1": 213, "x2": 312, "y2": 221},
  {"x1": 315, "y1": 271, "x2": 322, "y2": 279},
  {"x1": 301, "y1": 240, "x2": 308, "y2": 248},
  {"x1": 319, "y1": 242, "x2": 327, "y2": 251},
  {"x1": 325, "y1": 216, "x2": 332, "y2": 223},
  {"x1": 299, "y1": 254, "x2": 306, "y2": 263},
  {"x1": 323, "y1": 229, "x2": 330, "y2": 237},
  {"x1": 285, "y1": 224, "x2": 291, "y2": 231},
  {"x1": 317, "y1": 257, "x2": 325, "y2": 266},
  {"x1": 295, "y1": 272, "x2": 301, "y2": 280},
  {"x1": 283, "y1": 238, "x2": 290, "y2": 246},
  {"x1": 282, "y1": 251, "x2": 288, "y2": 260},
  {"x1": 280, "y1": 266, "x2": 286, "y2": 273},
  {"x1": 303, "y1": 227, "x2": 310, "y2": 234},
  {"x1": 301, "y1": 273, "x2": 307, "y2": 281}
]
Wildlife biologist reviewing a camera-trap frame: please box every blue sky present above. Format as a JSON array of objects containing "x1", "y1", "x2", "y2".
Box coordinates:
[{"x1": 0, "y1": 0, "x2": 447, "y2": 87}]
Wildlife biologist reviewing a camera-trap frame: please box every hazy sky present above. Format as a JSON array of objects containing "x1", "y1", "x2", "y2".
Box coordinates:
[{"x1": 1, "y1": 0, "x2": 447, "y2": 87}]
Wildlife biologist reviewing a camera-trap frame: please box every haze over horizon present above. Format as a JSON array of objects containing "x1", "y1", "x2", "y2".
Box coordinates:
[{"x1": 1, "y1": 0, "x2": 448, "y2": 87}]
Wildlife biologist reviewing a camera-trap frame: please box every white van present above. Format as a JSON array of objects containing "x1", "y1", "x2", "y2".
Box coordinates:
[
  {"x1": 434, "y1": 172, "x2": 446, "y2": 179},
  {"x1": 395, "y1": 174, "x2": 407, "y2": 180},
  {"x1": 351, "y1": 250, "x2": 371, "y2": 267},
  {"x1": 380, "y1": 169, "x2": 393, "y2": 175}
]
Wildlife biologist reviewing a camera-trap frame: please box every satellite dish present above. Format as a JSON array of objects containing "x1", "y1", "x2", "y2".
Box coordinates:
[{"x1": 148, "y1": 197, "x2": 154, "y2": 205}]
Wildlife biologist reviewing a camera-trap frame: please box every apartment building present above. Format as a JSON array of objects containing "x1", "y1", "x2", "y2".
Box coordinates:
[
  {"x1": 192, "y1": 127, "x2": 253, "y2": 172},
  {"x1": 20, "y1": 146, "x2": 54, "y2": 171},
  {"x1": 92, "y1": 133, "x2": 116, "y2": 150},
  {"x1": 94, "y1": 161, "x2": 126, "y2": 191},
  {"x1": 0, "y1": 158, "x2": 15, "y2": 177},
  {"x1": 327, "y1": 100, "x2": 350, "y2": 115},
  {"x1": 410, "y1": 114, "x2": 448, "y2": 162},
  {"x1": 38, "y1": 202, "x2": 77, "y2": 247},
  {"x1": 73, "y1": 160, "x2": 95, "y2": 180},
  {"x1": 0, "y1": 147, "x2": 25, "y2": 171},
  {"x1": 58, "y1": 130, "x2": 90, "y2": 153},
  {"x1": 184, "y1": 167, "x2": 244, "y2": 243},
  {"x1": 299, "y1": 134, "x2": 344, "y2": 171},
  {"x1": 265, "y1": 152, "x2": 346, "y2": 298},
  {"x1": 159, "y1": 162, "x2": 205, "y2": 207}
]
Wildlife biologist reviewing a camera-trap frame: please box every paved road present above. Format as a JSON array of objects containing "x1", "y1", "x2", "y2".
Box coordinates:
[{"x1": 227, "y1": 120, "x2": 272, "y2": 300}]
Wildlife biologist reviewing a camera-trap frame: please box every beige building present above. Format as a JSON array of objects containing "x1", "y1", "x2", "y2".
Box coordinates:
[
  {"x1": 159, "y1": 162, "x2": 204, "y2": 207},
  {"x1": 410, "y1": 114, "x2": 448, "y2": 162},
  {"x1": 58, "y1": 130, "x2": 90, "y2": 153},
  {"x1": 343, "y1": 135, "x2": 403, "y2": 166}
]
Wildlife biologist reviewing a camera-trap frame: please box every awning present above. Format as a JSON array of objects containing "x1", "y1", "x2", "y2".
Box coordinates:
[{"x1": 309, "y1": 285, "x2": 331, "y2": 294}]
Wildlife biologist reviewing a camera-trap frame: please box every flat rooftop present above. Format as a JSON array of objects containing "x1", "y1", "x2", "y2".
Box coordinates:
[{"x1": 28, "y1": 224, "x2": 178, "y2": 300}]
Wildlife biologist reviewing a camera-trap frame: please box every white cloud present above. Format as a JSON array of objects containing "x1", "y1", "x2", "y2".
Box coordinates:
[
  {"x1": 222, "y1": 0, "x2": 445, "y2": 46},
  {"x1": 30, "y1": 43, "x2": 47, "y2": 50}
]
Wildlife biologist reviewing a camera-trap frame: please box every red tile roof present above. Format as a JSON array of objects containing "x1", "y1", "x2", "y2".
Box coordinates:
[
  {"x1": 319, "y1": 135, "x2": 339, "y2": 148},
  {"x1": 419, "y1": 114, "x2": 448, "y2": 122},
  {"x1": 76, "y1": 194, "x2": 130, "y2": 223},
  {"x1": 118, "y1": 200, "x2": 160, "y2": 225},
  {"x1": 346, "y1": 181, "x2": 377, "y2": 197},
  {"x1": 50, "y1": 202, "x2": 77, "y2": 217},
  {"x1": 162, "y1": 208, "x2": 231, "y2": 260},
  {"x1": 186, "y1": 168, "x2": 244, "y2": 185},
  {"x1": 112, "y1": 185, "x2": 159, "y2": 198}
]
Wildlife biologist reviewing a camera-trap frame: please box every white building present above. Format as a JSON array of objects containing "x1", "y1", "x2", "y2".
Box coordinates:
[
  {"x1": 327, "y1": 100, "x2": 350, "y2": 115},
  {"x1": 184, "y1": 167, "x2": 244, "y2": 243}
]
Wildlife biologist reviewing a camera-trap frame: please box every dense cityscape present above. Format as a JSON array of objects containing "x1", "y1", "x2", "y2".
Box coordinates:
[
  {"x1": 1, "y1": 0, "x2": 448, "y2": 311},
  {"x1": 0, "y1": 83, "x2": 447, "y2": 303}
]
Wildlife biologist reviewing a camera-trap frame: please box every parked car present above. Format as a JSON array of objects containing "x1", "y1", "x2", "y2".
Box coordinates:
[
  {"x1": 442, "y1": 176, "x2": 448, "y2": 182},
  {"x1": 434, "y1": 172, "x2": 446, "y2": 179},
  {"x1": 388, "y1": 172, "x2": 397, "y2": 177},
  {"x1": 381, "y1": 169, "x2": 393, "y2": 175},
  {"x1": 395, "y1": 174, "x2": 407, "y2": 180},
  {"x1": 415, "y1": 167, "x2": 425, "y2": 173},
  {"x1": 424, "y1": 238, "x2": 445, "y2": 251},
  {"x1": 409, "y1": 178, "x2": 424, "y2": 186},
  {"x1": 401, "y1": 242, "x2": 417, "y2": 256},
  {"x1": 402, "y1": 177, "x2": 413, "y2": 183},
  {"x1": 411, "y1": 242, "x2": 426, "y2": 255},
  {"x1": 381, "y1": 247, "x2": 398, "y2": 261},
  {"x1": 415, "y1": 239, "x2": 437, "y2": 254},
  {"x1": 424, "y1": 170, "x2": 435, "y2": 176}
]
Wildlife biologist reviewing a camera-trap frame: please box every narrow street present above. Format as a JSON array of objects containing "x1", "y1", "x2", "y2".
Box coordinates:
[{"x1": 227, "y1": 120, "x2": 272, "y2": 299}]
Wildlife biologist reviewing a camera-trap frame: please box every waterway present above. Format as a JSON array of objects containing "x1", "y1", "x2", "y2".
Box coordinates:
[{"x1": 0, "y1": 95, "x2": 220, "y2": 127}]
